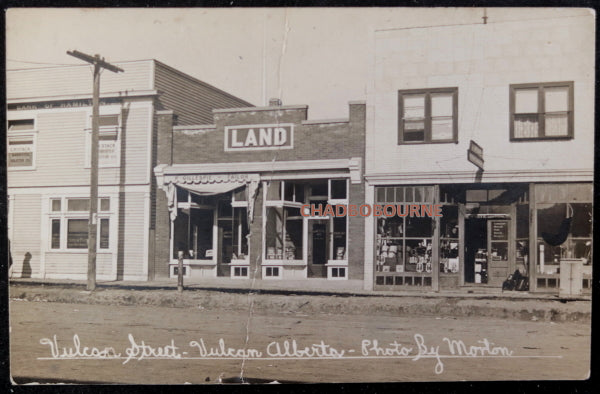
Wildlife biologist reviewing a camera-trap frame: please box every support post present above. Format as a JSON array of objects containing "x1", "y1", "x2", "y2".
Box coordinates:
[
  {"x1": 67, "y1": 50, "x2": 123, "y2": 291},
  {"x1": 177, "y1": 250, "x2": 184, "y2": 292}
]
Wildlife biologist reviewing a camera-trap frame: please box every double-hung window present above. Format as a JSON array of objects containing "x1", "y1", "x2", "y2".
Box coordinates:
[
  {"x1": 49, "y1": 197, "x2": 111, "y2": 251},
  {"x1": 398, "y1": 88, "x2": 458, "y2": 144},
  {"x1": 7, "y1": 118, "x2": 36, "y2": 169},
  {"x1": 510, "y1": 82, "x2": 574, "y2": 140}
]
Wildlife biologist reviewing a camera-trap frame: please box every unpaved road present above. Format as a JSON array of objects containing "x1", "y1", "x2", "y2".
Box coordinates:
[{"x1": 10, "y1": 300, "x2": 590, "y2": 384}]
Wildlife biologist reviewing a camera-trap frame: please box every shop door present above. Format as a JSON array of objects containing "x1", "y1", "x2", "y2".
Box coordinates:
[
  {"x1": 464, "y1": 218, "x2": 487, "y2": 284},
  {"x1": 487, "y1": 220, "x2": 509, "y2": 287},
  {"x1": 308, "y1": 219, "x2": 328, "y2": 278}
]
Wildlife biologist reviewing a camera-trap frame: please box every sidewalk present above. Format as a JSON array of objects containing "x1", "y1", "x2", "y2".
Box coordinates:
[{"x1": 9, "y1": 277, "x2": 591, "y2": 322}]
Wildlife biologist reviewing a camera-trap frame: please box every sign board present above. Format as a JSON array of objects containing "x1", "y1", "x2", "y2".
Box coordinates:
[
  {"x1": 468, "y1": 140, "x2": 484, "y2": 171},
  {"x1": 491, "y1": 221, "x2": 509, "y2": 241},
  {"x1": 224, "y1": 124, "x2": 294, "y2": 151}
]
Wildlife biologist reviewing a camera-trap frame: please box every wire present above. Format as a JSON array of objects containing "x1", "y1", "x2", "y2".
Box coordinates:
[{"x1": 6, "y1": 58, "x2": 82, "y2": 67}]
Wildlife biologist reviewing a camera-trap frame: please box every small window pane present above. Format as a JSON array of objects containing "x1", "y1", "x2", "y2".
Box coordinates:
[
  {"x1": 403, "y1": 95, "x2": 425, "y2": 119},
  {"x1": 403, "y1": 120, "x2": 425, "y2": 142},
  {"x1": 100, "y1": 198, "x2": 110, "y2": 211},
  {"x1": 414, "y1": 187, "x2": 423, "y2": 202},
  {"x1": 331, "y1": 180, "x2": 347, "y2": 199},
  {"x1": 51, "y1": 199, "x2": 61, "y2": 212},
  {"x1": 266, "y1": 181, "x2": 282, "y2": 200},
  {"x1": 431, "y1": 94, "x2": 453, "y2": 117},
  {"x1": 51, "y1": 219, "x2": 61, "y2": 249},
  {"x1": 99, "y1": 219, "x2": 109, "y2": 249},
  {"x1": 514, "y1": 115, "x2": 539, "y2": 138},
  {"x1": 67, "y1": 219, "x2": 88, "y2": 249},
  {"x1": 67, "y1": 199, "x2": 90, "y2": 211},
  {"x1": 515, "y1": 89, "x2": 538, "y2": 113},
  {"x1": 98, "y1": 115, "x2": 119, "y2": 127},
  {"x1": 376, "y1": 187, "x2": 386, "y2": 203},
  {"x1": 545, "y1": 86, "x2": 569, "y2": 112},
  {"x1": 405, "y1": 187, "x2": 414, "y2": 202},
  {"x1": 8, "y1": 119, "x2": 34, "y2": 131},
  {"x1": 284, "y1": 182, "x2": 294, "y2": 201},
  {"x1": 544, "y1": 113, "x2": 569, "y2": 136},
  {"x1": 432, "y1": 118, "x2": 453, "y2": 140},
  {"x1": 395, "y1": 187, "x2": 405, "y2": 203},
  {"x1": 385, "y1": 187, "x2": 395, "y2": 203},
  {"x1": 295, "y1": 184, "x2": 305, "y2": 203}
]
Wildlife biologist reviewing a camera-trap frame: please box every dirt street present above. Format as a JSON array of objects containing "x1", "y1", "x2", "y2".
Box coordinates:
[{"x1": 10, "y1": 299, "x2": 590, "y2": 384}]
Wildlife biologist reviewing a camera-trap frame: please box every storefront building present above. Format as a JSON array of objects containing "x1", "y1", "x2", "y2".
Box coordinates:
[
  {"x1": 364, "y1": 16, "x2": 594, "y2": 292},
  {"x1": 7, "y1": 60, "x2": 252, "y2": 280},
  {"x1": 154, "y1": 99, "x2": 365, "y2": 282}
]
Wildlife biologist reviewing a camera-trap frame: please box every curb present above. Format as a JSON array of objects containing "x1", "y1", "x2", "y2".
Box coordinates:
[{"x1": 9, "y1": 283, "x2": 591, "y2": 323}]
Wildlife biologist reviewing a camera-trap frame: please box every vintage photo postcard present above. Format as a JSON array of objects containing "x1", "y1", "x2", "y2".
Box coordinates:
[{"x1": 5, "y1": 7, "x2": 593, "y2": 384}]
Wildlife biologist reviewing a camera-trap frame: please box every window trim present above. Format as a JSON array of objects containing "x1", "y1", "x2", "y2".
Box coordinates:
[
  {"x1": 509, "y1": 81, "x2": 574, "y2": 141},
  {"x1": 48, "y1": 196, "x2": 112, "y2": 252},
  {"x1": 398, "y1": 87, "x2": 458, "y2": 145},
  {"x1": 7, "y1": 117, "x2": 37, "y2": 171}
]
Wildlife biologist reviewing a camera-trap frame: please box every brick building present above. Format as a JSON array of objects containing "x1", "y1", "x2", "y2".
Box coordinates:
[
  {"x1": 154, "y1": 99, "x2": 365, "y2": 282},
  {"x1": 7, "y1": 60, "x2": 251, "y2": 280}
]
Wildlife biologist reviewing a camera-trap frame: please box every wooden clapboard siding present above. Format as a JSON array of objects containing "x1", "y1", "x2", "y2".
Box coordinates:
[
  {"x1": 10, "y1": 194, "x2": 41, "y2": 278},
  {"x1": 7, "y1": 60, "x2": 153, "y2": 100},
  {"x1": 153, "y1": 60, "x2": 253, "y2": 125},
  {"x1": 119, "y1": 106, "x2": 151, "y2": 185},
  {"x1": 7, "y1": 105, "x2": 152, "y2": 188},
  {"x1": 44, "y1": 253, "x2": 112, "y2": 276},
  {"x1": 117, "y1": 192, "x2": 146, "y2": 278}
]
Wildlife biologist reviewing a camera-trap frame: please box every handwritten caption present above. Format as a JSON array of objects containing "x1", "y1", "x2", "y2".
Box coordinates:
[{"x1": 38, "y1": 333, "x2": 520, "y2": 374}]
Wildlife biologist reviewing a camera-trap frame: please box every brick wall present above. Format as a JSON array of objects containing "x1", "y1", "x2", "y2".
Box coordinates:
[{"x1": 172, "y1": 104, "x2": 365, "y2": 164}]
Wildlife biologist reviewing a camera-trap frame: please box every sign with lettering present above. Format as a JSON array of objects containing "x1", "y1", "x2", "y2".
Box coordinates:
[
  {"x1": 224, "y1": 124, "x2": 293, "y2": 151},
  {"x1": 468, "y1": 140, "x2": 484, "y2": 171},
  {"x1": 491, "y1": 221, "x2": 508, "y2": 241},
  {"x1": 8, "y1": 97, "x2": 123, "y2": 111}
]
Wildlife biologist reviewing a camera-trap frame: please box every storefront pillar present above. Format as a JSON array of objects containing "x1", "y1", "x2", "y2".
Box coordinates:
[
  {"x1": 432, "y1": 184, "x2": 440, "y2": 291},
  {"x1": 528, "y1": 183, "x2": 537, "y2": 292},
  {"x1": 248, "y1": 183, "x2": 264, "y2": 279},
  {"x1": 458, "y1": 204, "x2": 465, "y2": 287}
]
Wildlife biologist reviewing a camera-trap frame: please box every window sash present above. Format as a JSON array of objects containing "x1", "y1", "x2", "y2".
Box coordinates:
[
  {"x1": 510, "y1": 82, "x2": 573, "y2": 140},
  {"x1": 399, "y1": 88, "x2": 457, "y2": 144}
]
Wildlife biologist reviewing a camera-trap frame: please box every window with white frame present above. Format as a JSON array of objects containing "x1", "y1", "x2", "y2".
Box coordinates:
[
  {"x1": 87, "y1": 114, "x2": 121, "y2": 167},
  {"x1": 7, "y1": 119, "x2": 36, "y2": 169},
  {"x1": 510, "y1": 82, "x2": 574, "y2": 140},
  {"x1": 49, "y1": 197, "x2": 111, "y2": 250}
]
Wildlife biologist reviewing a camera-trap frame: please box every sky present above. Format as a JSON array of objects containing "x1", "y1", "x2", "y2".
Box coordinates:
[{"x1": 5, "y1": 7, "x2": 592, "y2": 119}]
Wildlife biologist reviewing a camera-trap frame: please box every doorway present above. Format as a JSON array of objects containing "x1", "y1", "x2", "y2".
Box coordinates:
[
  {"x1": 464, "y1": 218, "x2": 487, "y2": 284},
  {"x1": 308, "y1": 219, "x2": 328, "y2": 278}
]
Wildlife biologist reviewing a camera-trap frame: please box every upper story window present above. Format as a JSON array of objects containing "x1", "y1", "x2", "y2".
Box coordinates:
[
  {"x1": 398, "y1": 88, "x2": 458, "y2": 144},
  {"x1": 87, "y1": 114, "x2": 121, "y2": 167},
  {"x1": 7, "y1": 118, "x2": 36, "y2": 170},
  {"x1": 510, "y1": 82, "x2": 574, "y2": 141}
]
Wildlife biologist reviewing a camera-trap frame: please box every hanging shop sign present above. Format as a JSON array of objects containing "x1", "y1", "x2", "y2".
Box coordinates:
[
  {"x1": 224, "y1": 124, "x2": 294, "y2": 151},
  {"x1": 468, "y1": 140, "x2": 484, "y2": 171}
]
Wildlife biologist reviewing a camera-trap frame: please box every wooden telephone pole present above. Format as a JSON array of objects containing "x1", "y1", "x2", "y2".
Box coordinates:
[{"x1": 67, "y1": 50, "x2": 123, "y2": 291}]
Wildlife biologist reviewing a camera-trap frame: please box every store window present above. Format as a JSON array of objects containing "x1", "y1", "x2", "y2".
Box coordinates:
[
  {"x1": 536, "y1": 202, "x2": 592, "y2": 275},
  {"x1": 398, "y1": 88, "x2": 458, "y2": 144},
  {"x1": 265, "y1": 206, "x2": 303, "y2": 260},
  {"x1": 87, "y1": 114, "x2": 121, "y2": 167},
  {"x1": 440, "y1": 205, "x2": 459, "y2": 274},
  {"x1": 510, "y1": 82, "x2": 573, "y2": 140},
  {"x1": 49, "y1": 197, "x2": 111, "y2": 250},
  {"x1": 376, "y1": 186, "x2": 435, "y2": 279}
]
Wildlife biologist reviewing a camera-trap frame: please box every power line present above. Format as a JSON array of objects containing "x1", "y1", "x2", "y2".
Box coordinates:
[{"x1": 7, "y1": 58, "x2": 83, "y2": 67}]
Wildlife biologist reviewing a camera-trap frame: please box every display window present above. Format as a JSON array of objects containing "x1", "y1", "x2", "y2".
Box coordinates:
[
  {"x1": 375, "y1": 186, "x2": 435, "y2": 280},
  {"x1": 48, "y1": 197, "x2": 111, "y2": 251}
]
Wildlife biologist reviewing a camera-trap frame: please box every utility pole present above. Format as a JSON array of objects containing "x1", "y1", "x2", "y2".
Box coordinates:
[{"x1": 67, "y1": 50, "x2": 123, "y2": 291}]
